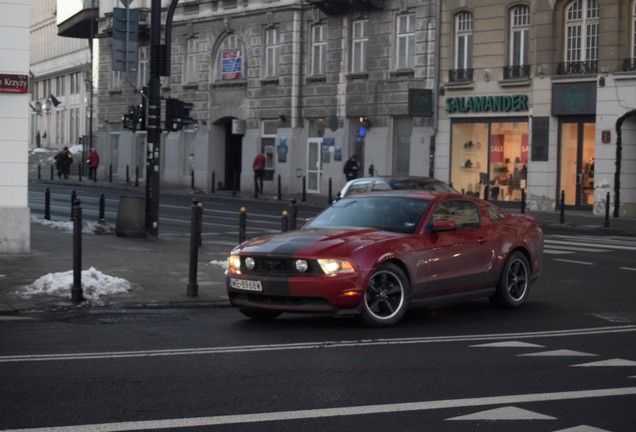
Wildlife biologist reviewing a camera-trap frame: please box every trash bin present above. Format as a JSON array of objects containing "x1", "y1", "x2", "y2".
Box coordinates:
[{"x1": 115, "y1": 196, "x2": 145, "y2": 237}]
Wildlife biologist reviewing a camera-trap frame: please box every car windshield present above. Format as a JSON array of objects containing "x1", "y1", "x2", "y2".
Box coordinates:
[
  {"x1": 305, "y1": 196, "x2": 430, "y2": 234},
  {"x1": 389, "y1": 178, "x2": 457, "y2": 193}
]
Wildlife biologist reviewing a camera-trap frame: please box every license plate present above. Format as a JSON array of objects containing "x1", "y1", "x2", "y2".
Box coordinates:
[{"x1": 229, "y1": 278, "x2": 262, "y2": 292}]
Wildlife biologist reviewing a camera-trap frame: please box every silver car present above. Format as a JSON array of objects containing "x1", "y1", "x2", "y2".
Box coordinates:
[{"x1": 338, "y1": 176, "x2": 457, "y2": 199}]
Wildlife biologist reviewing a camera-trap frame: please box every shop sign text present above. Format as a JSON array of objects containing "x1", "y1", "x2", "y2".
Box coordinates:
[
  {"x1": 0, "y1": 74, "x2": 28, "y2": 93},
  {"x1": 446, "y1": 94, "x2": 528, "y2": 113}
]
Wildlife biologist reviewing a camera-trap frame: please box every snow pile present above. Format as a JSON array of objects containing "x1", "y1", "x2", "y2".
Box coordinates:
[
  {"x1": 32, "y1": 215, "x2": 115, "y2": 235},
  {"x1": 18, "y1": 267, "x2": 131, "y2": 302},
  {"x1": 210, "y1": 259, "x2": 229, "y2": 270}
]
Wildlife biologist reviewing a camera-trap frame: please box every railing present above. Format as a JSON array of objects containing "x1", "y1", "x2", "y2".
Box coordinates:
[
  {"x1": 503, "y1": 65, "x2": 531, "y2": 80},
  {"x1": 556, "y1": 60, "x2": 598, "y2": 75},
  {"x1": 448, "y1": 68, "x2": 474, "y2": 83},
  {"x1": 622, "y1": 58, "x2": 636, "y2": 72}
]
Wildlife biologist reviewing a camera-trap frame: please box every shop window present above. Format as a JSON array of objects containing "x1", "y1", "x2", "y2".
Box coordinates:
[{"x1": 450, "y1": 121, "x2": 528, "y2": 202}]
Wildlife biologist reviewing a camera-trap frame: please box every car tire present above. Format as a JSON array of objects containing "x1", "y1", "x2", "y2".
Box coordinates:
[
  {"x1": 361, "y1": 262, "x2": 410, "y2": 327},
  {"x1": 490, "y1": 251, "x2": 530, "y2": 308},
  {"x1": 238, "y1": 308, "x2": 283, "y2": 320}
]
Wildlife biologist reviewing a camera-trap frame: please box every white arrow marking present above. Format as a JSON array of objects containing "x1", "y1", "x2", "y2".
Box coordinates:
[
  {"x1": 572, "y1": 358, "x2": 636, "y2": 367},
  {"x1": 551, "y1": 425, "x2": 613, "y2": 432},
  {"x1": 446, "y1": 406, "x2": 556, "y2": 421},
  {"x1": 519, "y1": 349, "x2": 597, "y2": 357}
]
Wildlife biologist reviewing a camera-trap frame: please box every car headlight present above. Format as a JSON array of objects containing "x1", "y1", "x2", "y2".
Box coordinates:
[
  {"x1": 228, "y1": 254, "x2": 242, "y2": 274},
  {"x1": 317, "y1": 259, "x2": 355, "y2": 275},
  {"x1": 295, "y1": 259, "x2": 309, "y2": 273},
  {"x1": 245, "y1": 257, "x2": 255, "y2": 270}
]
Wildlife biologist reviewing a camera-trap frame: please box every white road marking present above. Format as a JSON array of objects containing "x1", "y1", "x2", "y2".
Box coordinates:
[
  {"x1": 4, "y1": 387, "x2": 635, "y2": 432},
  {"x1": 519, "y1": 349, "x2": 597, "y2": 357},
  {"x1": 553, "y1": 258, "x2": 595, "y2": 265},
  {"x1": 446, "y1": 406, "x2": 556, "y2": 421},
  {"x1": 1, "y1": 325, "x2": 634, "y2": 363},
  {"x1": 620, "y1": 267, "x2": 636, "y2": 271},
  {"x1": 544, "y1": 239, "x2": 636, "y2": 251},
  {"x1": 470, "y1": 341, "x2": 545, "y2": 348},
  {"x1": 571, "y1": 358, "x2": 636, "y2": 367},
  {"x1": 552, "y1": 426, "x2": 613, "y2": 432},
  {"x1": 544, "y1": 250, "x2": 580, "y2": 255}
]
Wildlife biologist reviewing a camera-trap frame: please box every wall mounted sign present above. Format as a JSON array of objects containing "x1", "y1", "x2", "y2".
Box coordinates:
[
  {"x1": 551, "y1": 82, "x2": 596, "y2": 115},
  {"x1": 0, "y1": 74, "x2": 28, "y2": 93},
  {"x1": 445, "y1": 94, "x2": 528, "y2": 113}
]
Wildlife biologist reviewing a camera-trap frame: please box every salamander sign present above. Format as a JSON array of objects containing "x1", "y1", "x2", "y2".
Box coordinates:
[
  {"x1": 445, "y1": 94, "x2": 528, "y2": 113},
  {"x1": 0, "y1": 74, "x2": 28, "y2": 93}
]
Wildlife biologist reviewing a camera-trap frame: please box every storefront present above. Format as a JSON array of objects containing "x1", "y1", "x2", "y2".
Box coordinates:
[{"x1": 446, "y1": 94, "x2": 530, "y2": 203}]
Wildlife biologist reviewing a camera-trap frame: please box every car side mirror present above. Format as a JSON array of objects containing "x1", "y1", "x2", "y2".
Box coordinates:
[{"x1": 430, "y1": 220, "x2": 457, "y2": 232}]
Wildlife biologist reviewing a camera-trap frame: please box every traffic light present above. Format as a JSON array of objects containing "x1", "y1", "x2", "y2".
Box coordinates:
[
  {"x1": 165, "y1": 98, "x2": 194, "y2": 131},
  {"x1": 358, "y1": 115, "x2": 370, "y2": 137},
  {"x1": 136, "y1": 88, "x2": 147, "y2": 131},
  {"x1": 122, "y1": 105, "x2": 138, "y2": 130}
]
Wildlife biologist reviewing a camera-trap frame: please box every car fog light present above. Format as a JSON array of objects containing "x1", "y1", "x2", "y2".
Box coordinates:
[
  {"x1": 295, "y1": 259, "x2": 309, "y2": 273},
  {"x1": 245, "y1": 257, "x2": 255, "y2": 270}
]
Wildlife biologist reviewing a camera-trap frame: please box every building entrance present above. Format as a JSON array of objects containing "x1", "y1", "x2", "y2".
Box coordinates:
[{"x1": 558, "y1": 117, "x2": 595, "y2": 207}]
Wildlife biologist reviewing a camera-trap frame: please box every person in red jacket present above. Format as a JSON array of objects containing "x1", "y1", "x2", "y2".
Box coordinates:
[
  {"x1": 252, "y1": 152, "x2": 266, "y2": 194},
  {"x1": 87, "y1": 150, "x2": 100, "y2": 180}
]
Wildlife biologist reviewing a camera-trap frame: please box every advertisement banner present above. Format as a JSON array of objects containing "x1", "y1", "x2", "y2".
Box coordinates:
[
  {"x1": 490, "y1": 135, "x2": 504, "y2": 163},
  {"x1": 222, "y1": 50, "x2": 242, "y2": 80}
]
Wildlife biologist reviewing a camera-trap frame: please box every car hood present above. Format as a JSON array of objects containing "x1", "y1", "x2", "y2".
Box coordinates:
[{"x1": 233, "y1": 227, "x2": 405, "y2": 257}]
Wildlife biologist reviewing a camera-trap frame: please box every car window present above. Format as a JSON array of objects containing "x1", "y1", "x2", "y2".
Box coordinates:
[
  {"x1": 430, "y1": 199, "x2": 481, "y2": 229},
  {"x1": 345, "y1": 181, "x2": 371, "y2": 196},
  {"x1": 371, "y1": 181, "x2": 391, "y2": 191},
  {"x1": 305, "y1": 196, "x2": 430, "y2": 234},
  {"x1": 486, "y1": 203, "x2": 506, "y2": 221}
]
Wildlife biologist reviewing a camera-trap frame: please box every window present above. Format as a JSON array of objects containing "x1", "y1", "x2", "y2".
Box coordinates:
[
  {"x1": 265, "y1": 28, "x2": 279, "y2": 77},
  {"x1": 55, "y1": 110, "x2": 65, "y2": 146},
  {"x1": 184, "y1": 37, "x2": 198, "y2": 83},
  {"x1": 351, "y1": 20, "x2": 368, "y2": 73},
  {"x1": 137, "y1": 46, "x2": 149, "y2": 88},
  {"x1": 510, "y1": 5, "x2": 529, "y2": 67},
  {"x1": 633, "y1": 2, "x2": 636, "y2": 58},
  {"x1": 312, "y1": 25, "x2": 326, "y2": 75},
  {"x1": 455, "y1": 11, "x2": 473, "y2": 70},
  {"x1": 112, "y1": 70, "x2": 122, "y2": 90},
  {"x1": 396, "y1": 14, "x2": 415, "y2": 69},
  {"x1": 55, "y1": 76, "x2": 65, "y2": 97},
  {"x1": 219, "y1": 35, "x2": 242, "y2": 80},
  {"x1": 70, "y1": 73, "x2": 81, "y2": 95},
  {"x1": 69, "y1": 107, "x2": 80, "y2": 144},
  {"x1": 561, "y1": 0, "x2": 598, "y2": 72},
  {"x1": 431, "y1": 200, "x2": 481, "y2": 229}
]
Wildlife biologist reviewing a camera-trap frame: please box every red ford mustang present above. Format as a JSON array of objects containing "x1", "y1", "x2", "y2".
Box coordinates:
[{"x1": 226, "y1": 191, "x2": 543, "y2": 326}]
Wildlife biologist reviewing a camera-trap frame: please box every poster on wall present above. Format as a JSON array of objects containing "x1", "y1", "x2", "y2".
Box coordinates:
[
  {"x1": 490, "y1": 135, "x2": 504, "y2": 163},
  {"x1": 521, "y1": 135, "x2": 528, "y2": 163},
  {"x1": 277, "y1": 136, "x2": 288, "y2": 163},
  {"x1": 222, "y1": 50, "x2": 242, "y2": 80}
]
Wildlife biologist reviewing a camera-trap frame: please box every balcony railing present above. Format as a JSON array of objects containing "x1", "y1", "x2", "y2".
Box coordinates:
[
  {"x1": 503, "y1": 65, "x2": 531, "y2": 80},
  {"x1": 622, "y1": 58, "x2": 636, "y2": 72},
  {"x1": 557, "y1": 60, "x2": 598, "y2": 75},
  {"x1": 448, "y1": 69, "x2": 474, "y2": 83}
]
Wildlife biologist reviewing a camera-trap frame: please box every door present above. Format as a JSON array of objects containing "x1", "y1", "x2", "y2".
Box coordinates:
[
  {"x1": 224, "y1": 120, "x2": 243, "y2": 190},
  {"x1": 559, "y1": 118, "x2": 595, "y2": 207},
  {"x1": 307, "y1": 138, "x2": 322, "y2": 193}
]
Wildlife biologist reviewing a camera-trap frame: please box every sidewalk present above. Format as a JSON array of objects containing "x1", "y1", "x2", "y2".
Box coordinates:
[{"x1": 1, "y1": 184, "x2": 635, "y2": 315}]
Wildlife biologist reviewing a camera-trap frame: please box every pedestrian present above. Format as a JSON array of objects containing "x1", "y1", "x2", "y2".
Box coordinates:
[
  {"x1": 252, "y1": 152, "x2": 266, "y2": 194},
  {"x1": 54, "y1": 148, "x2": 68, "y2": 180},
  {"x1": 63, "y1": 147, "x2": 73, "y2": 179},
  {"x1": 87, "y1": 149, "x2": 100, "y2": 180},
  {"x1": 343, "y1": 154, "x2": 360, "y2": 181}
]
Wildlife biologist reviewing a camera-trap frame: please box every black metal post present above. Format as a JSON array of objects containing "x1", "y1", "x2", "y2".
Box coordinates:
[
  {"x1": 520, "y1": 188, "x2": 526, "y2": 214},
  {"x1": 604, "y1": 192, "x2": 610, "y2": 228},
  {"x1": 191, "y1": 169, "x2": 195, "y2": 190},
  {"x1": 71, "y1": 199, "x2": 84, "y2": 304},
  {"x1": 109, "y1": 163, "x2": 113, "y2": 182},
  {"x1": 126, "y1": 165, "x2": 130, "y2": 184},
  {"x1": 328, "y1": 177, "x2": 332, "y2": 205},
  {"x1": 44, "y1": 188, "x2": 51, "y2": 220},
  {"x1": 70, "y1": 190, "x2": 77, "y2": 220},
  {"x1": 38, "y1": 164, "x2": 41, "y2": 180},
  {"x1": 78, "y1": 163, "x2": 82, "y2": 182},
  {"x1": 559, "y1": 190, "x2": 565, "y2": 224},
  {"x1": 484, "y1": 184, "x2": 489, "y2": 201},
  {"x1": 239, "y1": 207, "x2": 246, "y2": 243},
  {"x1": 187, "y1": 200, "x2": 202, "y2": 297},
  {"x1": 232, "y1": 171, "x2": 238, "y2": 197},
  {"x1": 277, "y1": 174, "x2": 282, "y2": 200},
  {"x1": 99, "y1": 193, "x2": 105, "y2": 223},
  {"x1": 289, "y1": 198, "x2": 297, "y2": 230},
  {"x1": 135, "y1": 165, "x2": 139, "y2": 187},
  {"x1": 281, "y1": 210, "x2": 288, "y2": 232},
  {"x1": 211, "y1": 171, "x2": 215, "y2": 194},
  {"x1": 50, "y1": 164, "x2": 54, "y2": 180},
  {"x1": 302, "y1": 176, "x2": 306, "y2": 202}
]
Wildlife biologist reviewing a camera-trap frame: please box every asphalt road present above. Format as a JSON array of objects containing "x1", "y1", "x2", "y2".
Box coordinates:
[{"x1": 2, "y1": 234, "x2": 636, "y2": 431}]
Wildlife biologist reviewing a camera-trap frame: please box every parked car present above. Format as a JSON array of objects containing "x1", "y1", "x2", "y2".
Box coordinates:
[
  {"x1": 337, "y1": 176, "x2": 458, "y2": 200},
  {"x1": 225, "y1": 191, "x2": 543, "y2": 327}
]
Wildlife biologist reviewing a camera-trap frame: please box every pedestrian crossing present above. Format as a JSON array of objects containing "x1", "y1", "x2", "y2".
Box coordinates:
[{"x1": 544, "y1": 234, "x2": 636, "y2": 255}]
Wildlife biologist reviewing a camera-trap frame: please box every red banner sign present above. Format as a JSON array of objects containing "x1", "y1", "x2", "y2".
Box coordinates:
[{"x1": 0, "y1": 74, "x2": 28, "y2": 93}]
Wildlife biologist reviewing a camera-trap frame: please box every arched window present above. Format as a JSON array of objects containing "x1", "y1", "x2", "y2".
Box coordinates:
[
  {"x1": 562, "y1": 0, "x2": 598, "y2": 73},
  {"x1": 451, "y1": 11, "x2": 473, "y2": 82},
  {"x1": 509, "y1": 5, "x2": 529, "y2": 67},
  {"x1": 216, "y1": 34, "x2": 243, "y2": 80}
]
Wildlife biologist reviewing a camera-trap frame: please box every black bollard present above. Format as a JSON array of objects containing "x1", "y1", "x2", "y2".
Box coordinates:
[
  {"x1": 238, "y1": 207, "x2": 247, "y2": 243},
  {"x1": 78, "y1": 163, "x2": 82, "y2": 182},
  {"x1": 302, "y1": 176, "x2": 306, "y2": 202},
  {"x1": 520, "y1": 188, "x2": 526, "y2": 214},
  {"x1": 281, "y1": 210, "x2": 289, "y2": 232},
  {"x1": 232, "y1": 171, "x2": 238, "y2": 197},
  {"x1": 38, "y1": 164, "x2": 41, "y2": 180},
  {"x1": 187, "y1": 200, "x2": 203, "y2": 297},
  {"x1": 277, "y1": 174, "x2": 282, "y2": 200},
  {"x1": 328, "y1": 178, "x2": 332, "y2": 205},
  {"x1": 71, "y1": 199, "x2": 84, "y2": 304},
  {"x1": 559, "y1": 190, "x2": 565, "y2": 224},
  {"x1": 50, "y1": 164, "x2": 54, "y2": 180},
  {"x1": 484, "y1": 184, "x2": 489, "y2": 201},
  {"x1": 604, "y1": 192, "x2": 610, "y2": 228},
  {"x1": 126, "y1": 165, "x2": 130, "y2": 184},
  {"x1": 70, "y1": 190, "x2": 77, "y2": 220},
  {"x1": 135, "y1": 165, "x2": 139, "y2": 187},
  {"x1": 191, "y1": 169, "x2": 194, "y2": 191},
  {"x1": 99, "y1": 193, "x2": 105, "y2": 223},
  {"x1": 109, "y1": 164, "x2": 113, "y2": 183},
  {"x1": 44, "y1": 188, "x2": 51, "y2": 220},
  {"x1": 211, "y1": 171, "x2": 216, "y2": 194},
  {"x1": 289, "y1": 198, "x2": 298, "y2": 230}
]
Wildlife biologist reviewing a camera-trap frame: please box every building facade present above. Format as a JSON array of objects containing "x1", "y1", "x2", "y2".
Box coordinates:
[
  {"x1": 0, "y1": 0, "x2": 30, "y2": 253},
  {"x1": 438, "y1": 0, "x2": 636, "y2": 217},
  {"x1": 95, "y1": 0, "x2": 439, "y2": 197}
]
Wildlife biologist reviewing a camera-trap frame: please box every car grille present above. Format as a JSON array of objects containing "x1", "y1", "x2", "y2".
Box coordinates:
[{"x1": 244, "y1": 256, "x2": 321, "y2": 276}]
